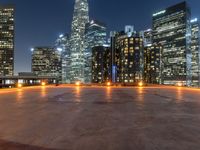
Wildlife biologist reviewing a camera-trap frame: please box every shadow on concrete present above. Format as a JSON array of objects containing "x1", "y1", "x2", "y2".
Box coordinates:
[{"x1": 0, "y1": 139, "x2": 59, "y2": 150}]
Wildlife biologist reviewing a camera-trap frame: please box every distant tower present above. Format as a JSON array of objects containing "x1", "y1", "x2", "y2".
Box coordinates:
[
  {"x1": 190, "y1": 18, "x2": 200, "y2": 87},
  {"x1": 69, "y1": 0, "x2": 89, "y2": 83},
  {"x1": 152, "y1": 2, "x2": 192, "y2": 86},
  {"x1": 0, "y1": 5, "x2": 14, "y2": 76},
  {"x1": 125, "y1": 25, "x2": 134, "y2": 37},
  {"x1": 55, "y1": 34, "x2": 70, "y2": 83},
  {"x1": 84, "y1": 20, "x2": 107, "y2": 83}
]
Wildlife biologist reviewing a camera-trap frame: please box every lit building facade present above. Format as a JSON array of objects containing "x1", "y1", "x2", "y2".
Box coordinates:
[
  {"x1": 84, "y1": 20, "x2": 107, "y2": 83},
  {"x1": 0, "y1": 76, "x2": 57, "y2": 88},
  {"x1": 55, "y1": 34, "x2": 70, "y2": 83},
  {"x1": 0, "y1": 5, "x2": 14, "y2": 76},
  {"x1": 140, "y1": 29, "x2": 152, "y2": 47},
  {"x1": 152, "y1": 2, "x2": 192, "y2": 86},
  {"x1": 111, "y1": 28, "x2": 144, "y2": 84},
  {"x1": 92, "y1": 46, "x2": 111, "y2": 83},
  {"x1": 69, "y1": 0, "x2": 89, "y2": 83},
  {"x1": 191, "y1": 18, "x2": 200, "y2": 87},
  {"x1": 144, "y1": 44, "x2": 162, "y2": 84},
  {"x1": 31, "y1": 47, "x2": 62, "y2": 81}
]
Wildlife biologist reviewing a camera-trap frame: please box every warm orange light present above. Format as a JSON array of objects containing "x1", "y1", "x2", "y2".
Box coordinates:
[
  {"x1": 18, "y1": 83, "x2": 22, "y2": 88},
  {"x1": 177, "y1": 82, "x2": 183, "y2": 87},
  {"x1": 75, "y1": 81, "x2": 80, "y2": 86},
  {"x1": 41, "y1": 82, "x2": 46, "y2": 86},
  {"x1": 107, "y1": 82, "x2": 111, "y2": 86},
  {"x1": 138, "y1": 81, "x2": 143, "y2": 87}
]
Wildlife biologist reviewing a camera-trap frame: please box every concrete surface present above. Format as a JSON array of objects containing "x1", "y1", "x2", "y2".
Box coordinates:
[{"x1": 0, "y1": 85, "x2": 200, "y2": 150}]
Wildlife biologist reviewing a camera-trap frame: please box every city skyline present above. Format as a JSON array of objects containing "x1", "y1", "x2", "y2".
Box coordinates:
[
  {"x1": 2, "y1": 1, "x2": 200, "y2": 149},
  {"x1": 1, "y1": 0, "x2": 200, "y2": 74}
]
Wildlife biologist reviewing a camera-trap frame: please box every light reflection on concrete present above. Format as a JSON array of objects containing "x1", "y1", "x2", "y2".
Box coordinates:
[
  {"x1": 41, "y1": 86, "x2": 47, "y2": 98},
  {"x1": 138, "y1": 87, "x2": 144, "y2": 101},
  {"x1": 106, "y1": 87, "x2": 112, "y2": 102},
  {"x1": 177, "y1": 87, "x2": 183, "y2": 102},
  {"x1": 16, "y1": 89, "x2": 23, "y2": 103},
  {"x1": 75, "y1": 86, "x2": 81, "y2": 102}
]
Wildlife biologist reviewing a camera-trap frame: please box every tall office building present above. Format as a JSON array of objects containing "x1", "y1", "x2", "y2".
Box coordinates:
[
  {"x1": 111, "y1": 28, "x2": 144, "y2": 84},
  {"x1": 152, "y1": 2, "x2": 192, "y2": 86},
  {"x1": 144, "y1": 44, "x2": 162, "y2": 84},
  {"x1": 110, "y1": 31, "x2": 118, "y2": 83},
  {"x1": 84, "y1": 20, "x2": 107, "y2": 83},
  {"x1": 190, "y1": 18, "x2": 200, "y2": 87},
  {"x1": 31, "y1": 47, "x2": 62, "y2": 81},
  {"x1": 92, "y1": 46, "x2": 111, "y2": 83},
  {"x1": 55, "y1": 34, "x2": 70, "y2": 83},
  {"x1": 0, "y1": 5, "x2": 14, "y2": 76},
  {"x1": 69, "y1": 0, "x2": 89, "y2": 83}
]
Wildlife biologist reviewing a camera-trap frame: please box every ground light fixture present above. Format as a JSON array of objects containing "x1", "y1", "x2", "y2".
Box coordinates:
[
  {"x1": 138, "y1": 81, "x2": 143, "y2": 87},
  {"x1": 75, "y1": 81, "x2": 81, "y2": 86},
  {"x1": 41, "y1": 82, "x2": 46, "y2": 86},
  {"x1": 177, "y1": 82, "x2": 183, "y2": 87},
  {"x1": 107, "y1": 82, "x2": 111, "y2": 86},
  {"x1": 17, "y1": 83, "x2": 22, "y2": 88}
]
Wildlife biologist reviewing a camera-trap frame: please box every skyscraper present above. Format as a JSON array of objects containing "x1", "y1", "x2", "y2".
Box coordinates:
[
  {"x1": 55, "y1": 34, "x2": 70, "y2": 83},
  {"x1": 0, "y1": 5, "x2": 14, "y2": 76},
  {"x1": 111, "y1": 27, "x2": 144, "y2": 84},
  {"x1": 84, "y1": 20, "x2": 107, "y2": 83},
  {"x1": 191, "y1": 18, "x2": 200, "y2": 87},
  {"x1": 152, "y1": 2, "x2": 192, "y2": 86},
  {"x1": 69, "y1": 0, "x2": 89, "y2": 83}
]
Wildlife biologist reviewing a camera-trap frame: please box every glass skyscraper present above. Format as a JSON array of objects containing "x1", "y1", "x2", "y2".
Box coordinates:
[
  {"x1": 55, "y1": 34, "x2": 70, "y2": 83},
  {"x1": 69, "y1": 0, "x2": 89, "y2": 83},
  {"x1": 152, "y1": 2, "x2": 192, "y2": 86},
  {"x1": 191, "y1": 18, "x2": 200, "y2": 87},
  {"x1": 0, "y1": 5, "x2": 14, "y2": 76},
  {"x1": 84, "y1": 20, "x2": 107, "y2": 83}
]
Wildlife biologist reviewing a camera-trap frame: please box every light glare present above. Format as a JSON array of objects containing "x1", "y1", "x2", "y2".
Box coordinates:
[
  {"x1": 138, "y1": 82, "x2": 143, "y2": 87},
  {"x1": 75, "y1": 81, "x2": 81, "y2": 86}
]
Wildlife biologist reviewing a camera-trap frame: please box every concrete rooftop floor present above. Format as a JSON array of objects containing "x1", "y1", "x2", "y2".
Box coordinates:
[{"x1": 0, "y1": 85, "x2": 200, "y2": 150}]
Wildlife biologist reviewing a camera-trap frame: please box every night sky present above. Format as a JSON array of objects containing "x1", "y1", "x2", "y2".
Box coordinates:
[{"x1": 0, "y1": 0, "x2": 199, "y2": 74}]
